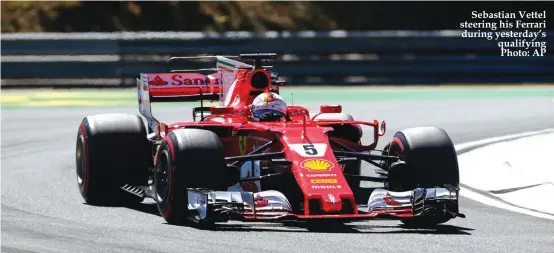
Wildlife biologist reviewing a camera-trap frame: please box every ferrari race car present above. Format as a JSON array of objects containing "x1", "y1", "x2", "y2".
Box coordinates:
[{"x1": 75, "y1": 53, "x2": 465, "y2": 227}]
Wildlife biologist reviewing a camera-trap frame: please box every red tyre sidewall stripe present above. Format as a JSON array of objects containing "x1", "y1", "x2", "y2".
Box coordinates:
[
  {"x1": 161, "y1": 136, "x2": 176, "y2": 218},
  {"x1": 79, "y1": 123, "x2": 91, "y2": 197},
  {"x1": 391, "y1": 136, "x2": 407, "y2": 160}
]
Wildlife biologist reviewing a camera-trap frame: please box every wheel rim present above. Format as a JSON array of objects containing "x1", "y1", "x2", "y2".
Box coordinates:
[
  {"x1": 76, "y1": 135, "x2": 86, "y2": 186},
  {"x1": 155, "y1": 150, "x2": 170, "y2": 202}
]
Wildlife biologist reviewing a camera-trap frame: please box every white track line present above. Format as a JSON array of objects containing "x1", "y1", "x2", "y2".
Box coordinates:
[
  {"x1": 458, "y1": 187, "x2": 554, "y2": 220},
  {"x1": 455, "y1": 128, "x2": 554, "y2": 221}
]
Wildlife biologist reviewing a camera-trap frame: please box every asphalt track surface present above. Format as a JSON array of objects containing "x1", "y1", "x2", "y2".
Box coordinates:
[{"x1": 2, "y1": 95, "x2": 554, "y2": 253}]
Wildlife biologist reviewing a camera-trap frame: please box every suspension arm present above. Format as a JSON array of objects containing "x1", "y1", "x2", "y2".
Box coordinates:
[
  {"x1": 333, "y1": 150, "x2": 398, "y2": 161},
  {"x1": 225, "y1": 151, "x2": 285, "y2": 163}
]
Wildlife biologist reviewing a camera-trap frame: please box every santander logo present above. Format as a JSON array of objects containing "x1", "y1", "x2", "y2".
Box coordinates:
[{"x1": 149, "y1": 75, "x2": 168, "y2": 86}]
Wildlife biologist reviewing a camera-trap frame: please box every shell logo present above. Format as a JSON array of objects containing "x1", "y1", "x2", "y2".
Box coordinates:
[{"x1": 301, "y1": 159, "x2": 333, "y2": 171}]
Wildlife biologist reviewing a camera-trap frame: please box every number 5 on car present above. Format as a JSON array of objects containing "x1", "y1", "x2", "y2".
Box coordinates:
[{"x1": 289, "y1": 143, "x2": 328, "y2": 157}]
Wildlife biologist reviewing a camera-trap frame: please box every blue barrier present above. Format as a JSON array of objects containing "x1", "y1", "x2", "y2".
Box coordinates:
[{"x1": 1, "y1": 30, "x2": 553, "y2": 86}]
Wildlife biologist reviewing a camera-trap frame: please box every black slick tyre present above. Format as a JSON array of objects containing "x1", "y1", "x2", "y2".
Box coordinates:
[
  {"x1": 76, "y1": 113, "x2": 151, "y2": 206},
  {"x1": 154, "y1": 128, "x2": 227, "y2": 225},
  {"x1": 386, "y1": 126, "x2": 460, "y2": 226}
]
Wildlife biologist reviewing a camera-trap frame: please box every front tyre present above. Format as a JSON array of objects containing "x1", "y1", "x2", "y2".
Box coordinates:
[
  {"x1": 386, "y1": 127, "x2": 460, "y2": 226},
  {"x1": 154, "y1": 129, "x2": 227, "y2": 225}
]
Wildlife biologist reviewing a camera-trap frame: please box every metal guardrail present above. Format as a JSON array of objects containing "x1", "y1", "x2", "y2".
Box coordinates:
[{"x1": 1, "y1": 30, "x2": 553, "y2": 87}]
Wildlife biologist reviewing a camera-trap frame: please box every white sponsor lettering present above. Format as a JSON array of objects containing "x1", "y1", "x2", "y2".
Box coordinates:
[{"x1": 311, "y1": 185, "x2": 342, "y2": 189}]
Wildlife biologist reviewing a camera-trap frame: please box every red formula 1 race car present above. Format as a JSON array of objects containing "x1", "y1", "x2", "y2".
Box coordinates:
[{"x1": 75, "y1": 53, "x2": 465, "y2": 227}]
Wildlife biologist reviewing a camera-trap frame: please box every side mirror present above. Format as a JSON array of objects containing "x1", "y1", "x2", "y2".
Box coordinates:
[{"x1": 320, "y1": 105, "x2": 342, "y2": 113}]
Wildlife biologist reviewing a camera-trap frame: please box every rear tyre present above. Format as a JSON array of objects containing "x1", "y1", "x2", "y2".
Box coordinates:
[
  {"x1": 385, "y1": 127, "x2": 459, "y2": 226},
  {"x1": 76, "y1": 113, "x2": 151, "y2": 206},
  {"x1": 154, "y1": 129, "x2": 227, "y2": 225},
  {"x1": 313, "y1": 113, "x2": 362, "y2": 193}
]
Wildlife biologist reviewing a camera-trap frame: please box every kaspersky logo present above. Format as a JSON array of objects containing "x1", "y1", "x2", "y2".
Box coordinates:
[{"x1": 149, "y1": 75, "x2": 168, "y2": 86}]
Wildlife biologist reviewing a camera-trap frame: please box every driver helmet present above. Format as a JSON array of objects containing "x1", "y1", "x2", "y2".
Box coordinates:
[{"x1": 251, "y1": 92, "x2": 287, "y2": 122}]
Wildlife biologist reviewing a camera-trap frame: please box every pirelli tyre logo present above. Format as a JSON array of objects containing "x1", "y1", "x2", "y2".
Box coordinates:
[
  {"x1": 310, "y1": 179, "x2": 338, "y2": 184},
  {"x1": 310, "y1": 177, "x2": 341, "y2": 189},
  {"x1": 300, "y1": 159, "x2": 334, "y2": 171}
]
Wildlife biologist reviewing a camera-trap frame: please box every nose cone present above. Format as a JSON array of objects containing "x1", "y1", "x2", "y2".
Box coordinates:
[
  {"x1": 280, "y1": 127, "x2": 356, "y2": 215},
  {"x1": 296, "y1": 158, "x2": 355, "y2": 214}
]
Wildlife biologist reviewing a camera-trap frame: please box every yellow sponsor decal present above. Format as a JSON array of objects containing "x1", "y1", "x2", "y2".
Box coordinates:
[
  {"x1": 310, "y1": 179, "x2": 338, "y2": 184},
  {"x1": 33, "y1": 92, "x2": 135, "y2": 99},
  {"x1": 1, "y1": 91, "x2": 222, "y2": 107},
  {"x1": 301, "y1": 159, "x2": 333, "y2": 171},
  {"x1": 25, "y1": 100, "x2": 135, "y2": 107}
]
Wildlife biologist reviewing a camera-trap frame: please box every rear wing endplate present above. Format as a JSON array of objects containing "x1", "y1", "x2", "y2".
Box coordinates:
[{"x1": 137, "y1": 72, "x2": 221, "y2": 138}]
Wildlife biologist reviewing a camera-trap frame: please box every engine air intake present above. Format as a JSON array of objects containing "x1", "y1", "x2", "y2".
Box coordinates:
[{"x1": 249, "y1": 70, "x2": 271, "y2": 89}]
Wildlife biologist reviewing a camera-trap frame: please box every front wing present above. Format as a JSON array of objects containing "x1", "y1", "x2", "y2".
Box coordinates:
[{"x1": 185, "y1": 187, "x2": 463, "y2": 223}]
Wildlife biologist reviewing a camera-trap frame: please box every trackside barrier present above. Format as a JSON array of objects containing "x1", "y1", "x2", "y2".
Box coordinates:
[{"x1": 1, "y1": 30, "x2": 553, "y2": 87}]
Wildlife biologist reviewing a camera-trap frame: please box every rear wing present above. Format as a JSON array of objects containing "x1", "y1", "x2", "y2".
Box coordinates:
[
  {"x1": 136, "y1": 53, "x2": 281, "y2": 138},
  {"x1": 143, "y1": 53, "x2": 278, "y2": 103},
  {"x1": 136, "y1": 55, "x2": 252, "y2": 137},
  {"x1": 138, "y1": 73, "x2": 221, "y2": 102}
]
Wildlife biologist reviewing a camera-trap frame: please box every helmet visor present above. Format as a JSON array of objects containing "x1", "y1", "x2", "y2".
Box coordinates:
[{"x1": 253, "y1": 109, "x2": 284, "y2": 119}]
